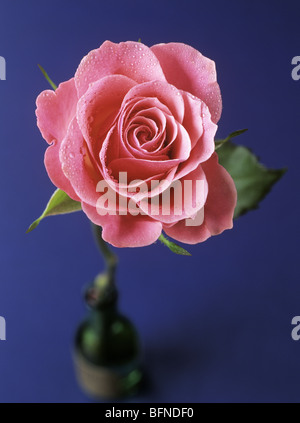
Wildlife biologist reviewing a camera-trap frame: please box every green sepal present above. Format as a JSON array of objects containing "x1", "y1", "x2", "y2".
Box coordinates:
[
  {"x1": 159, "y1": 233, "x2": 192, "y2": 256},
  {"x1": 27, "y1": 189, "x2": 81, "y2": 233},
  {"x1": 215, "y1": 129, "x2": 248, "y2": 150},
  {"x1": 38, "y1": 64, "x2": 57, "y2": 90}
]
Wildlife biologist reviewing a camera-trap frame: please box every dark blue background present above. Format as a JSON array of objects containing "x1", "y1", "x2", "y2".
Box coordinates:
[{"x1": 0, "y1": 0, "x2": 299, "y2": 403}]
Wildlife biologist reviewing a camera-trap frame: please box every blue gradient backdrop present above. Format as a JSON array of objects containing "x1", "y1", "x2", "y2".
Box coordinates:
[{"x1": 0, "y1": 0, "x2": 299, "y2": 403}]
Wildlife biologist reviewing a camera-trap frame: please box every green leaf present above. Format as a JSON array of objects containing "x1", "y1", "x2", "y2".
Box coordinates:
[
  {"x1": 215, "y1": 128, "x2": 248, "y2": 150},
  {"x1": 159, "y1": 233, "x2": 191, "y2": 256},
  {"x1": 26, "y1": 189, "x2": 81, "y2": 233},
  {"x1": 38, "y1": 64, "x2": 57, "y2": 90},
  {"x1": 217, "y1": 142, "x2": 286, "y2": 218}
]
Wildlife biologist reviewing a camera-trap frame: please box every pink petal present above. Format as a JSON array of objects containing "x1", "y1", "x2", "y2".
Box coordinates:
[
  {"x1": 151, "y1": 43, "x2": 222, "y2": 123},
  {"x1": 163, "y1": 153, "x2": 236, "y2": 244},
  {"x1": 59, "y1": 118, "x2": 100, "y2": 206},
  {"x1": 181, "y1": 91, "x2": 204, "y2": 149},
  {"x1": 82, "y1": 202, "x2": 162, "y2": 248},
  {"x1": 44, "y1": 146, "x2": 80, "y2": 201},
  {"x1": 36, "y1": 78, "x2": 79, "y2": 200},
  {"x1": 163, "y1": 214, "x2": 211, "y2": 244},
  {"x1": 75, "y1": 41, "x2": 166, "y2": 98},
  {"x1": 76, "y1": 75, "x2": 137, "y2": 160},
  {"x1": 174, "y1": 101, "x2": 217, "y2": 181},
  {"x1": 139, "y1": 163, "x2": 208, "y2": 224},
  {"x1": 121, "y1": 80, "x2": 185, "y2": 124},
  {"x1": 36, "y1": 78, "x2": 78, "y2": 144},
  {"x1": 106, "y1": 156, "x2": 180, "y2": 183},
  {"x1": 169, "y1": 123, "x2": 191, "y2": 161},
  {"x1": 121, "y1": 96, "x2": 174, "y2": 123},
  {"x1": 201, "y1": 153, "x2": 237, "y2": 235}
]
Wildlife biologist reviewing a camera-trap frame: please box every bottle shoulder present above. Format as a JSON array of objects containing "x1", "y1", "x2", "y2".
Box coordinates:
[{"x1": 75, "y1": 313, "x2": 140, "y2": 367}]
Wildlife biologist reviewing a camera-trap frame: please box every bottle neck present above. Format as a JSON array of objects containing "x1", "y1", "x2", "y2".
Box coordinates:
[
  {"x1": 90, "y1": 301, "x2": 118, "y2": 331},
  {"x1": 85, "y1": 272, "x2": 119, "y2": 332}
]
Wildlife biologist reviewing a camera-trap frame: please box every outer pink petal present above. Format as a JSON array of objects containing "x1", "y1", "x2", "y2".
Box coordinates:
[
  {"x1": 139, "y1": 163, "x2": 208, "y2": 224},
  {"x1": 75, "y1": 41, "x2": 166, "y2": 98},
  {"x1": 151, "y1": 43, "x2": 222, "y2": 123},
  {"x1": 163, "y1": 153, "x2": 236, "y2": 244},
  {"x1": 201, "y1": 153, "x2": 237, "y2": 235},
  {"x1": 163, "y1": 212, "x2": 211, "y2": 244},
  {"x1": 44, "y1": 146, "x2": 80, "y2": 201},
  {"x1": 36, "y1": 78, "x2": 78, "y2": 144},
  {"x1": 82, "y1": 202, "x2": 162, "y2": 248},
  {"x1": 36, "y1": 78, "x2": 79, "y2": 200},
  {"x1": 59, "y1": 118, "x2": 100, "y2": 206}
]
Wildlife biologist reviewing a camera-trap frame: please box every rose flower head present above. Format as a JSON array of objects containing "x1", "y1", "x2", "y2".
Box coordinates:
[{"x1": 36, "y1": 41, "x2": 236, "y2": 247}]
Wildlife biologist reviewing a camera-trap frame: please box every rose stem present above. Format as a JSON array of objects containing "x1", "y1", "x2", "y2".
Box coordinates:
[{"x1": 90, "y1": 223, "x2": 118, "y2": 284}]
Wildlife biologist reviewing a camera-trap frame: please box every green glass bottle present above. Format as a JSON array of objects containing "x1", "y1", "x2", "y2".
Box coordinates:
[{"x1": 74, "y1": 273, "x2": 143, "y2": 400}]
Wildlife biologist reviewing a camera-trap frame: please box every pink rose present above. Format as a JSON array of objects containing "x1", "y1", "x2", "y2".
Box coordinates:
[{"x1": 36, "y1": 41, "x2": 236, "y2": 247}]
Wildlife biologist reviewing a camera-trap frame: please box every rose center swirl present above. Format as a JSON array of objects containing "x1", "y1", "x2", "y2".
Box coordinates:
[{"x1": 120, "y1": 97, "x2": 178, "y2": 159}]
